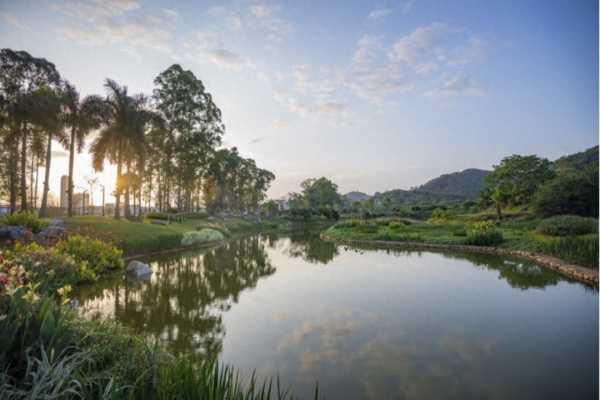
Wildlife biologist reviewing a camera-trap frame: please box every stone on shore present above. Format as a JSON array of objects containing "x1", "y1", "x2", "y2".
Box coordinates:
[{"x1": 126, "y1": 260, "x2": 153, "y2": 279}]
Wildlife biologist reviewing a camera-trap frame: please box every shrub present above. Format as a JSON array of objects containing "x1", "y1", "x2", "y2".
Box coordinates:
[
  {"x1": 539, "y1": 235, "x2": 598, "y2": 268},
  {"x1": 536, "y1": 215, "x2": 598, "y2": 237},
  {"x1": 465, "y1": 221, "x2": 504, "y2": 246},
  {"x1": 198, "y1": 223, "x2": 231, "y2": 237},
  {"x1": 146, "y1": 212, "x2": 170, "y2": 220},
  {"x1": 428, "y1": 208, "x2": 453, "y2": 224},
  {"x1": 2, "y1": 243, "x2": 95, "y2": 295},
  {"x1": 181, "y1": 229, "x2": 224, "y2": 246},
  {"x1": 1, "y1": 212, "x2": 48, "y2": 233},
  {"x1": 55, "y1": 235, "x2": 124, "y2": 275},
  {"x1": 532, "y1": 167, "x2": 598, "y2": 217}
]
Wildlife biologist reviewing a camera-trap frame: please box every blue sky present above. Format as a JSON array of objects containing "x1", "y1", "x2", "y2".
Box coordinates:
[{"x1": 0, "y1": 0, "x2": 597, "y2": 199}]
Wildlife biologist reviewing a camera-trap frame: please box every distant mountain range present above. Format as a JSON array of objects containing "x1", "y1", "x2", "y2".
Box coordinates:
[{"x1": 342, "y1": 146, "x2": 598, "y2": 204}]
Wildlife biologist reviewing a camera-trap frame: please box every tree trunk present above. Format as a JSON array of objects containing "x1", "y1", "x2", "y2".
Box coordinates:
[
  {"x1": 34, "y1": 159, "x2": 39, "y2": 209},
  {"x1": 9, "y1": 140, "x2": 17, "y2": 214},
  {"x1": 496, "y1": 202, "x2": 502, "y2": 221},
  {"x1": 68, "y1": 125, "x2": 76, "y2": 217},
  {"x1": 124, "y1": 162, "x2": 131, "y2": 219},
  {"x1": 39, "y1": 132, "x2": 52, "y2": 218},
  {"x1": 29, "y1": 153, "x2": 35, "y2": 209},
  {"x1": 115, "y1": 140, "x2": 122, "y2": 219},
  {"x1": 20, "y1": 124, "x2": 28, "y2": 212}
]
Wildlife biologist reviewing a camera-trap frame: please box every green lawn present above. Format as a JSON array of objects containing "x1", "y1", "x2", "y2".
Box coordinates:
[{"x1": 65, "y1": 216, "x2": 277, "y2": 256}]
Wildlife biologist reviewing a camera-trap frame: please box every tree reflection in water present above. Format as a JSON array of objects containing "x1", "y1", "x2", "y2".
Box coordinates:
[{"x1": 76, "y1": 236, "x2": 276, "y2": 359}]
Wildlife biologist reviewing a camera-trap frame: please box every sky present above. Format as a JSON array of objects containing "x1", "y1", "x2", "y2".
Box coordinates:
[{"x1": 0, "y1": 0, "x2": 598, "y2": 202}]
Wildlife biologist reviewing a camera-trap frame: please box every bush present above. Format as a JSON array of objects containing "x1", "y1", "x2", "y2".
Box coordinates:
[
  {"x1": 355, "y1": 223, "x2": 378, "y2": 234},
  {"x1": 540, "y1": 235, "x2": 598, "y2": 268},
  {"x1": 318, "y1": 207, "x2": 340, "y2": 220},
  {"x1": 536, "y1": 215, "x2": 598, "y2": 237},
  {"x1": 181, "y1": 229, "x2": 224, "y2": 246},
  {"x1": 1, "y1": 243, "x2": 95, "y2": 295},
  {"x1": 465, "y1": 221, "x2": 504, "y2": 246},
  {"x1": 55, "y1": 235, "x2": 124, "y2": 275},
  {"x1": 198, "y1": 223, "x2": 231, "y2": 237},
  {"x1": 1, "y1": 212, "x2": 48, "y2": 233},
  {"x1": 146, "y1": 212, "x2": 170, "y2": 220}
]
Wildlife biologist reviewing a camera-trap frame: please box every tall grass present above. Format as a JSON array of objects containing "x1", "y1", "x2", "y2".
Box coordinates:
[
  {"x1": 0, "y1": 291, "x2": 318, "y2": 399},
  {"x1": 539, "y1": 235, "x2": 599, "y2": 268}
]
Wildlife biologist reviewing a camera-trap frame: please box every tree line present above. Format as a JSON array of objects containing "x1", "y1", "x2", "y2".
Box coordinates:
[{"x1": 0, "y1": 49, "x2": 274, "y2": 218}]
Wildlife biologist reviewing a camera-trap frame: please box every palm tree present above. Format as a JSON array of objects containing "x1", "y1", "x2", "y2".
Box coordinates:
[
  {"x1": 28, "y1": 86, "x2": 67, "y2": 218},
  {"x1": 90, "y1": 79, "x2": 152, "y2": 219},
  {"x1": 63, "y1": 82, "x2": 105, "y2": 216}
]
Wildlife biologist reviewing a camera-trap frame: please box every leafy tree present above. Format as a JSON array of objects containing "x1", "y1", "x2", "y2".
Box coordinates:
[
  {"x1": 532, "y1": 166, "x2": 598, "y2": 217},
  {"x1": 0, "y1": 49, "x2": 61, "y2": 213},
  {"x1": 481, "y1": 155, "x2": 554, "y2": 209},
  {"x1": 300, "y1": 177, "x2": 341, "y2": 209}
]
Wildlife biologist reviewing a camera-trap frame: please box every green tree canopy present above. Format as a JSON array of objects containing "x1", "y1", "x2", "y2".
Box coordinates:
[
  {"x1": 481, "y1": 154, "x2": 555, "y2": 207},
  {"x1": 300, "y1": 177, "x2": 341, "y2": 209}
]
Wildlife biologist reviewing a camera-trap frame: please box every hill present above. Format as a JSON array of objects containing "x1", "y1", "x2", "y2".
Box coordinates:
[
  {"x1": 416, "y1": 168, "x2": 490, "y2": 200},
  {"x1": 553, "y1": 145, "x2": 598, "y2": 173},
  {"x1": 343, "y1": 191, "x2": 371, "y2": 203}
]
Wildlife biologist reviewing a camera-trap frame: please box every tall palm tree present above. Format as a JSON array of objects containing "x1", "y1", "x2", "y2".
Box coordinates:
[
  {"x1": 28, "y1": 86, "x2": 67, "y2": 218},
  {"x1": 63, "y1": 82, "x2": 105, "y2": 216},
  {"x1": 90, "y1": 79, "x2": 152, "y2": 219}
]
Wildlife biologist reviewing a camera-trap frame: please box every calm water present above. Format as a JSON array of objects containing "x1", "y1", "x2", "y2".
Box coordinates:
[{"x1": 76, "y1": 232, "x2": 599, "y2": 399}]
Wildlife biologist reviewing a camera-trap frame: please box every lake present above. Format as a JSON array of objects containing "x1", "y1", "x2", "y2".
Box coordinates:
[{"x1": 76, "y1": 232, "x2": 599, "y2": 400}]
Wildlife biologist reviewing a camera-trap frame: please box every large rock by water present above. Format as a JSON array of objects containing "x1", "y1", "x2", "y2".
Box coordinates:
[{"x1": 126, "y1": 260, "x2": 153, "y2": 279}]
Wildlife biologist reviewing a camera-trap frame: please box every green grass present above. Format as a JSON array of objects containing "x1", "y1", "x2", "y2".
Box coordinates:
[
  {"x1": 65, "y1": 216, "x2": 282, "y2": 256},
  {"x1": 325, "y1": 215, "x2": 599, "y2": 268}
]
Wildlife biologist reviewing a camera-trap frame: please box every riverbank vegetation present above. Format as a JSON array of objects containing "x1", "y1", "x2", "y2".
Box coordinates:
[{"x1": 325, "y1": 149, "x2": 598, "y2": 269}]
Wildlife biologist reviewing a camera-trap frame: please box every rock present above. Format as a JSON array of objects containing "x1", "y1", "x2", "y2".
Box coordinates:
[
  {"x1": 0, "y1": 226, "x2": 32, "y2": 242},
  {"x1": 126, "y1": 260, "x2": 153, "y2": 279},
  {"x1": 49, "y1": 219, "x2": 65, "y2": 228},
  {"x1": 38, "y1": 226, "x2": 66, "y2": 239}
]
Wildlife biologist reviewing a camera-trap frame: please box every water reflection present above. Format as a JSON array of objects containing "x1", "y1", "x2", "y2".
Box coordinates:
[
  {"x1": 76, "y1": 233, "x2": 598, "y2": 399},
  {"x1": 76, "y1": 236, "x2": 275, "y2": 357}
]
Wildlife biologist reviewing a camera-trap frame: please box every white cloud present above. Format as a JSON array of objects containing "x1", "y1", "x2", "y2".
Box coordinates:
[
  {"x1": 162, "y1": 8, "x2": 178, "y2": 19},
  {"x1": 424, "y1": 76, "x2": 485, "y2": 98},
  {"x1": 0, "y1": 11, "x2": 30, "y2": 30},
  {"x1": 0, "y1": 11, "x2": 29, "y2": 30},
  {"x1": 205, "y1": 48, "x2": 250, "y2": 70},
  {"x1": 56, "y1": 14, "x2": 173, "y2": 53},
  {"x1": 52, "y1": 0, "x2": 173, "y2": 53},
  {"x1": 388, "y1": 22, "x2": 450, "y2": 73},
  {"x1": 183, "y1": 31, "x2": 251, "y2": 71},
  {"x1": 250, "y1": 4, "x2": 275, "y2": 18},
  {"x1": 353, "y1": 34, "x2": 383, "y2": 66},
  {"x1": 51, "y1": 0, "x2": 140, "y2": 22},
  {"x1": 368, "y1": 8, "x2": 392, "y2": 20}
]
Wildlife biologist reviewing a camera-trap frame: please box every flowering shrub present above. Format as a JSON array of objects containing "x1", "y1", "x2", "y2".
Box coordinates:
[
  {"x1": 55, "y1": 235, "x2": 124, "y2": 275},
  {"x1": 465, "y1": 221, "x2": 504, "y2": 246},
  {"x1": 0, "y1": 243, "x2": 95, "y2": 296}
]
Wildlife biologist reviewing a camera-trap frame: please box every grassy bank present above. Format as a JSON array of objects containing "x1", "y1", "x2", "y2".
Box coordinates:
[
  {"x1": 0, "y1": 292, "x2": 314, "y2": 400},
  {"x1": 325, "y1": 215, "x2": 598, "y2": 268},
  {"x1": 65, "y1": 216, "x2": 291, "y2": 256}
]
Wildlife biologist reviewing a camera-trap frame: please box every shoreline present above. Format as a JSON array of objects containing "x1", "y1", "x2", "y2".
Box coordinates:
[{"x1": 321, "y1": 233, "x2": 599, "y2": 287}]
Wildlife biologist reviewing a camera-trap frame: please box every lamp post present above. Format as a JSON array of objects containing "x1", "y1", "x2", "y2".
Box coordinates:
[{"x1": 85, "y1": 176, "x2": 99, "y2": 216}]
